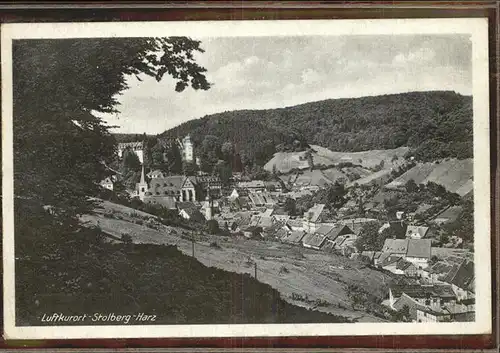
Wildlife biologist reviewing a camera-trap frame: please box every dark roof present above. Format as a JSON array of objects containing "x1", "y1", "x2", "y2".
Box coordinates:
[
  {"x1": 179, "y1": 207, "x2": 204, "y2": 222},
  {"x1": 320, "y1": 239, "x2": 336, "y2": 251},
  {"x1": 302, "y1": 233, "x2": 327, "y2": 248},
  {"x1": 275, "y1": 228, "x2": 289, "y2": 240},
  {"x1": 386, "y1": 220, "x2": 407, "y2": 237},
  {"x1": 442, "y1": 260, "x2": 474, "y2": 290},
  {"x1": 391, "y1": 284, "x2": 456, "y2": 299},
  {"x1": 282, "y1": 230, "x2": 306, "y2": 244},
  {"x1": 379, "y1": 254, "x2": 403, "y2": 267},
  {"x1": 177, "y1": 202, "x2": 198, "y2": 211},
  {"x1": 427, "y1": 261, "x2": 453, "y2": 276},
  {"x1": 396, "y1": 259, "x2": 415, "y2": 271},
  {"x1": 315, "y1": 224, "x2": 336, "y2": 236},
  {"x1": 393, "y1": 293, "x2": 427, "y2": 321},
  {"x1": 406, "y1": 239, "x2": 432, "y2": 259}
]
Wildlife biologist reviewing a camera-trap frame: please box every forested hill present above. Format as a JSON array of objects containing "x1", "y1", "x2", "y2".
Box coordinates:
[{"x1": 160, "y1": 91, "x2": 472, "y2": 163}]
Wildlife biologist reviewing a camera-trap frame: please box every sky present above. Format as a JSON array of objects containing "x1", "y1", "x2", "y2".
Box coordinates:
[{"x1": 102, "y1": 34, "x2": 472, "y2": 134}]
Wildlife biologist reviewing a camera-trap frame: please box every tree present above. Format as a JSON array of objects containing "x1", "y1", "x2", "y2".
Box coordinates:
[
  {"x1": 405, "y1": 179, "x2": 418, "y2": 193},
  {"x1": 122, "y1": 149, "x2": 141, "y2": 173},
  {"x1": 354, "y1": 221, "x2": 384, "y2": 252},
  {"x1": 221, "y1": 141, "x2": 234, "y2": 163},
  {"x1": 215, "y1": 162, "x2": 233, "y2": 186},
  {"x1": 284, "y1": 197, "x2": 298, "y2": 217},
  {"x1": 206, "y1": 219, "x2": 220, "y2": 235},
  {"x1": 165, "y1": 140, "x2": 183, "y2": 174},
  {"x1": 14, "y1": 37, "x2": 210, "y2": 242},
  {"x1": 183, "y1": 161, "x2": 198, "y2": 176}
]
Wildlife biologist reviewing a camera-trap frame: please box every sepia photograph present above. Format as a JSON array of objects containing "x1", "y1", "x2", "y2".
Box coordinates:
[{"x1": 1, "y1": 18, "x2": 491, "y2": 339}]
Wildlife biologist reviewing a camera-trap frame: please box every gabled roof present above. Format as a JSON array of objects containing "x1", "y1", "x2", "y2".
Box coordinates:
[
  {"x1": 391, "y1": 284, "x2": 456, "y2": 299},
  {"x1": 179, "y1": 207, "x2": 204, "y2": 222},
  {"x1": 237, "y1": 180, "x2": 266, "y2": 188},
  {"x1": 427, "y1": 261, "x2": 454, "y2": 276},
  {"x1": 287, "y1": 219, "x2": 304, "y2": 228},
  {"x1": 442, "y1": 260, "x2": 474, "y2": 290},
  {"x1": 320, "y1": 239, "x2": 336, "y2": 251},
  {"x1": 379, "y1": 254, "x2": 403, "y2": 268},
  {"x1": 118, "y1": 141, "x2": 143, "y2": 149},
  {"x1": 302, "y1": 233, "x2": 327, "y2": 248},
  {"x1": 327, "y1": 224, "x2": 355, "y2": 240},
  {"x1": 274, "y1": 228, "x2": 289, "y2": 240},
  {"x1": 282, "y1": 230, "x2": 307, "y2": 244},
  {"x1": 261, "y1": 208, "x2": 274, "y2": 218},
  {"x1": 101, "y1": 177, "x2": 114, "y2": 184},
  {"x1": 382, "y1": 239, "x2": 409, "y2": 254},
  {"x1": 396, "y1": 259, "x2": 416, "y2": 271},
  {"x1": 153, "y1": 175, "x2": 185, "y2": 189},
  {"x1": 393, "y1": 293, "x2": 428, "y2": 320},
  {"x1": 405, "y1": 225, "x2": 430, "y2": 238},
  {"x1": 315, "y1": 224, "x2": 336, "y2": 236},
  {"x1": 304, "y1": 204, "x2": 325, "y2": 223},
  {"x1": 148, "y1": 169, "x2": 165, "y2": 179},
  {"x1": 406, "y1": 239, "x2": 431, "y2": 259},
  {"x1": 177, "y1": 201, "x2": 198, "y2": 211}
]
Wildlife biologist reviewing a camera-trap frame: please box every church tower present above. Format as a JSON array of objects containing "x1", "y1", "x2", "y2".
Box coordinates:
[
  {"x1": 204, "y1": 182, "x2": 213, "y2": 221},
  {"x1": 137, "y1": 164, "x2": 148, "y2": 201}
]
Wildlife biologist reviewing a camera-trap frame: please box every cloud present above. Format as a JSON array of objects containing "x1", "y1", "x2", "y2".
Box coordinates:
[
  {"x1": 105, "y1": 34, "x2": 472, "y2": 134},
  {"x1": 392, "y1": 47, "x2": 436, "y2": 65},
  {"x1": 301, "y1": 68, "x2": 322, "y2": 85}
]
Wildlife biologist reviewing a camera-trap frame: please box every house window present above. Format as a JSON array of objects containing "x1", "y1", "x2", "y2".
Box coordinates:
[
  {"x1": 425, "y1": 299, "x2": 430, "y2": 305},
  {"x1": 156, "y1": 192, "x2": 160, "y2": 195},
  {"x1": 141, "y1": 188, "x2": 145, "y2": 192}
]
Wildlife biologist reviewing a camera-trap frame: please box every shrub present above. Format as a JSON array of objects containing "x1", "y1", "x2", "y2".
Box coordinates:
[{"x1": 121, "y1": 234, "x2": 133, "y2": 244}]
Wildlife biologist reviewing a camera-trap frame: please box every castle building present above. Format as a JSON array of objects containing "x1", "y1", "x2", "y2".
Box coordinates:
[
  {"x1": 180, "y1": 134, "x2": 194, "y2": 163},
  {"x1": 118, "y1": 141, "x2": 144, "y2": 164}
]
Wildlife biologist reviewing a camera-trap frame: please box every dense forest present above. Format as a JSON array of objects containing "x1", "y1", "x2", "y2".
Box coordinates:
[{"x1": 158, "y1": 91, "x2": 472, "y2": 164}]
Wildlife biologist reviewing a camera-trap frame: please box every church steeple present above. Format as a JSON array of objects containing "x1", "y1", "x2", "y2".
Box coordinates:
[
  {"x1": 140, "y1": 163, "x2": 146, "y2": 184},
  {"x1": 138, "y1": 163, "x2": 148, "y2": 201}
]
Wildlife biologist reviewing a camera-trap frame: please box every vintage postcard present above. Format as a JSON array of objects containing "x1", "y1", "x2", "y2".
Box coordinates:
[{"x1": 2, "y1": 18, "x2": 491, "y2": 339}]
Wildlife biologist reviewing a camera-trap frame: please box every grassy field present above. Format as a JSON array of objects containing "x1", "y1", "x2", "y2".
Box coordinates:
[
  {"x1": 385, "y1": 158, "x2": 473, "y2": 196},
  {"x1": 81, "y1": 200, "x2": 395, "y2": 322},
  {"x1": 265, "y1": 145, "x2": 409, "y2": 174}
]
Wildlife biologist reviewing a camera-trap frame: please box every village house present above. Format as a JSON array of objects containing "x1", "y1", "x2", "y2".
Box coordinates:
[
  {"x1": 196, "y1": 175, "x2": 222, "y2": 198},
  {"x1": 237, "y1": 180, "x2": 266, "y2": 193},
  {"x1": 389, "y1": 284, "x2": 456, "y2": 308},
  {"x1": 405, "y1": 225, "x2": 430, "y2": 239},
  {"x1": 228, "y1": 187, "x2": 248, "y2": 200},
  {"x1": 281, "y1": 229, "x2": 307, "y2": 245},
  {"x1": 177, "y1": 202, "x2": 205, "y2": 222},
  {"x1": 381, "y1": 257, "x2": 418, "y2": 277},
  {"x1": 100, "y1": 177, "x2": 114, "y2": 191},
  {"x1": 381, "y1": 238, "x2": 432, "y2": 269},
  {"x1": 241, "y1": 225, "x2": 263, "y2": 239},
  {"x1": 421, "y1": 261, "x2": 454, "y2": 283},
  {"x1": 442, "y1": 260, "x2": 475, "y2": 301},
  {"x1": 287, "y1": 218, "x2": 305, "y2": 232},
  {"x1": 302, "y1": 204, "x2": 326, "y2": 233},
  {"x1": 317, "y1": 224, "x2": 356, "y2": 253}
]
